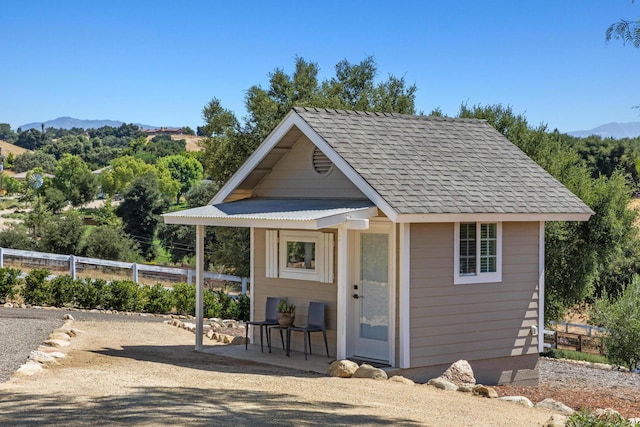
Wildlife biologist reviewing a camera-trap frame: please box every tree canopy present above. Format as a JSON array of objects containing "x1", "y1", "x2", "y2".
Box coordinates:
[
  {"x1": 606, "y1": 1, "x2": 640, "y2": 48},
  {"x1": 201, "y1": 56, "x2": 418, "y2": 184},
  {"x1": 52, "y1": 154, "x2": 97, "y2": 206}
]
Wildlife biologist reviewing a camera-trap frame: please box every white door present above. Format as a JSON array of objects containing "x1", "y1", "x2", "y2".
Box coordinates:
[{"x1": 351, "y1": 230, "x2": 390, "y2": 362}]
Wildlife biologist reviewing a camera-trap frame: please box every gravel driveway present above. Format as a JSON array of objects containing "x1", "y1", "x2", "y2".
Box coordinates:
[{"x1": 0, "y1": 306, "x2": 166, "y2": 383}]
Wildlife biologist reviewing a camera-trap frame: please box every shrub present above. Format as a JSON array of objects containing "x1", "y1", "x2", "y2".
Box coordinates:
[
  {"x1": 75, "y1": 278, "x2": 110, "y2": 309},
  {"x1": 0, "y1": 224, "x2": 35, "y2": 250},
  {"x1": 80, "y1": 224, "x2": 140, "y2": 262},
  {"x1": 0, "y1": 267, "x2": 22, "y2": 303},
  {"x1": 215, "y1": 291, "x2": 239, "y2": 319},
  {"x1": 542, "y1": 348, "x2": 610, "y2": 365},
  {"x1": 50, "y1": 275, "x2": 83, "y2": 307},
  {"x1": 235, "y1": 294, "x2": 250, "y2": 321},
  {"x1": 144, "y1": 284, "x2": 174, "y2": 314},
  {"x1": 22, "y1": 269, "x2": 52, "y2": 305},
  {"x1": 39, "y1": 211, "x2": 85, "y2": 255},
  {"x1": 108, "y1": 280, "x2": 145, "y2": 312},
  {"x1": 566, "y1": 408, "x2": 633, "y2": 426},
  {"x1": 591, "y1": 275, "x2": 640, "y2": 370},
  {"x1": 172, "y1": 282, "x2": 195, "y2": 316},
  {"x1": 203, "y1": 289, "x2": 223, "y2": 318}
]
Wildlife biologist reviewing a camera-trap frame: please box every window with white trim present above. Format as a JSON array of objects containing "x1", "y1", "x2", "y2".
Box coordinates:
[
  {"x1": 265, "y1": 230, "x2": 334, "y2": 283},
  {"x1": 454, "y1": 222, "x2": 502, "y2": 284}
]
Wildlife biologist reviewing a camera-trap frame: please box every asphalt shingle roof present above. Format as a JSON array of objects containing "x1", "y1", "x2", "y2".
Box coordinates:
[{"x1": 293, "y1": 107, "x2": 592, "y2": 216}]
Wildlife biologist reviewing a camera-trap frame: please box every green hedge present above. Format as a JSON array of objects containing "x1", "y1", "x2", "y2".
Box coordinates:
[
  {"x1": 0, "y1": 267, "x2": 22, "y2": 303},
  {"x1": 7, "y1": 268, "x2": 248, "y2": 320}
]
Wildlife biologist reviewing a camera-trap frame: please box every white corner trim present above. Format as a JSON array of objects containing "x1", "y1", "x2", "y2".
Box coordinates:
[
  {"x1": 538, "y1": 221, "x2": 545, "y2": 353},
  {"x1": 398, "y1": 223, "x2": 411, "y2": 368}
]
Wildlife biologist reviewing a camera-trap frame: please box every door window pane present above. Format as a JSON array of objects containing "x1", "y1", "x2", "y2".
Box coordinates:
[{"x1": 360, "y1": 233, "x2": 388, "y2": 341}]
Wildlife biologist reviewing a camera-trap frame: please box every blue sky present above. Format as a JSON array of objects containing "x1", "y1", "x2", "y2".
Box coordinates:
[{"x1": 1, "y1": 1, "x2": 639, "y2": 133}]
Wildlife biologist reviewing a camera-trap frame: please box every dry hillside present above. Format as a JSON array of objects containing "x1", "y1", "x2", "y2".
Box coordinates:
[
  {"x1": 146, "y1": 134, "x2": 205, "y2": 152},
  {"x1": 0, "y1": 140, "x2": 28, "y2": 157}
]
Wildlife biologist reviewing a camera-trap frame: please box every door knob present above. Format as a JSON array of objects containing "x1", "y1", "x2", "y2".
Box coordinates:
[{"x1": 352, "y1": 294, "x2": 360, "y2": 299}]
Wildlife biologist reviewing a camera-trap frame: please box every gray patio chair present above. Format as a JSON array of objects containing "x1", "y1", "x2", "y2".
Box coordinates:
[
  {"x1": 288, "y1": 301, "x2": 329, "y2": 360},
  {"x1": 245, "y1": 297, "x2": 280, "y2": 352}
]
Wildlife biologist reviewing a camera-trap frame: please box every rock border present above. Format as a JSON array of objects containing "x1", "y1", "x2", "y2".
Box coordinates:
[
  {"x1": 166, "y1": 317, "x2": 247, "y2": 345},
  {"x1": 326, "y1": 358, "x2": 640, "y2": 427},
  {"x1": 12, "y1": 313, "x2": 81, "y2": 378}
]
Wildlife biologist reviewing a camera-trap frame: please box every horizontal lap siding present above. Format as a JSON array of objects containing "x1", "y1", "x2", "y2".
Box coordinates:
[
  {"x1": 409, "y1": 222, "x2": 540, "y2": 368},
  {"x1": 254, "y1": 228, "x2": 338, "y2": 355},
  {"x1": 254, "y1": 136, "x2": 365, "y2": 199}
]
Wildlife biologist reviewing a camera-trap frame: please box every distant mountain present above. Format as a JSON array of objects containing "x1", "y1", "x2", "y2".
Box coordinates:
[
  {"x1": 568, "y1": 122, "x2": 640, "y2": 139},
  {"x1": 18, "y1": 116, "x2": 158, "y2": 131}
]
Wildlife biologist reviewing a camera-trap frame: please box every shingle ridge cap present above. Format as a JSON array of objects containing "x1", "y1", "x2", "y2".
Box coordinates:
[{"x1": 292, "y1": 106, "x2": 487, "y2": 123}]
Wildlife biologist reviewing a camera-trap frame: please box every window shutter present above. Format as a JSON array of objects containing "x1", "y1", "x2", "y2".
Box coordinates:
[{"x1": 265, "y1": 230, "x2": 278, "y2": 278}]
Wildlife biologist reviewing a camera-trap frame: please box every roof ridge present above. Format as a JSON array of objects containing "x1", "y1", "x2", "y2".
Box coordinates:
[{"x1": 292, "y1": 106, "x2": 487, "y2": 123}]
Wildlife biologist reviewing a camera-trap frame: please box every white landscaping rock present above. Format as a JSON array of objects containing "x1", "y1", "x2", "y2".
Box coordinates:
[
  {"x1": 498, "y1": 396, "x2": 534, "y2": 407},
  {"x1": 14, "y1": 361, "x2": 43, "y2": 376},
  {"x1": 43, "y1": 339, "x2": 70, "y2": 348},
  {"x1": 28, "y1": 350, "x2": 59, "y2": 364},
  {"x1": 63, "y1": 314, "x2": 74, "y2": 320},
  {"x1": 352, "y1": 364, "x2": 388, "y2": 380},
  {"x1": 49, "y1": 332, "x2": 71, "y2": 341},
  {"x1": 535, "y1": 398, "x2": 575, "y2": 415},
  {"x1": 544, "y1": 414, "x2": 568, "y2": 427},
  {"x1": 426, "y1": 377, "x2": 458, "y2": 391},
  {"x1": 327, "y1": 360, "x2": 359, "y2": 378},
  {"x1": 388, "y1": 375, "x2": 415, "y2": 385},
  {"x1": 442, "y1": 359, "x2": 476, "y2": 387},
  {"x1": 472, "y1": 384, "x2": 498, "y2": 398}
]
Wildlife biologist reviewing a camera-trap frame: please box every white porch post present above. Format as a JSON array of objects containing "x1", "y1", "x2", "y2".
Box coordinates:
[
  {"x1": 398, "y1": 223, "x2": 411, "y2": 368},
  {"x1": 195, "y1": 224, "x2": 205, "y2": 350},
  {"x1": 336, "y1": 224, "x2": 348, "y2": 359}
]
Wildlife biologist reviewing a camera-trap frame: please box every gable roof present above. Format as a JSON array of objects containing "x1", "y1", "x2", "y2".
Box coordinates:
[
  {"x1": 287, "y1": 107, "x2": 592, "y2": 220},
  {"x1": 188, "y1": 107, "x2": 592, "y2": 225}
]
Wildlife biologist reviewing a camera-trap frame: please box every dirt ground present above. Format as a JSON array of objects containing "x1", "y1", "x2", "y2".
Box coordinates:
[{"x1": 0, "y1": 319, "x2": 557, "y2": 427}]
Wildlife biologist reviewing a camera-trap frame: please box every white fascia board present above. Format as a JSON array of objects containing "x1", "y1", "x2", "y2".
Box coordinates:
[
  {"x1": 396, "y1": 212, "x2": 592, "y2": 223},
  {"x1": 315, "y1": 206, "x2": 378, "y2": 229},
  {"x1": 210, "y1": 110, "x2": 297, "y2": 205},
  {"x1": 290, "y1": 114, "x2": 399, "y2": 222}
]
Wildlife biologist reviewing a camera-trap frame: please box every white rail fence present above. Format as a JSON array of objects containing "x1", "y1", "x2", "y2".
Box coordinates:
[{"x1": 0, "y1": 248, "x2": 249, "y2": 294}]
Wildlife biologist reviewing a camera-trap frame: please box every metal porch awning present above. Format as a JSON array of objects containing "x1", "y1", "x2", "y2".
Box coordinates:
[{"x1": 162, "y1": 198, "x2": 378, "y2": 230}]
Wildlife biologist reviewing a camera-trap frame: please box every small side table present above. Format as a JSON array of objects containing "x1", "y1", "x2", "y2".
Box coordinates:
[{"x1": 269, "y1": 325, "x2": 292, "y2": 356}]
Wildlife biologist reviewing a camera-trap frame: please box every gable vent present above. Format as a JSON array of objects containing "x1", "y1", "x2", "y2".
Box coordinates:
[{"x1": 312, "y1": 147, "x2": 333, "y2": 176}]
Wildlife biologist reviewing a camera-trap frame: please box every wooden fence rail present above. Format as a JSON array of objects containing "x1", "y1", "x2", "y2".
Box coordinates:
[
  {"x1": 0, "y1": 247, "x2": 249, "y2": 294},
  {"x1": 543, "y1": 321, "x2": 607, "y2": 355}
]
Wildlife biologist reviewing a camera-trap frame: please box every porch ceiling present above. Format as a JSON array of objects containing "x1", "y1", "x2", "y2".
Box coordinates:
[{"x1": 162, "y1": 198, "x2": 378, "y2": 230}]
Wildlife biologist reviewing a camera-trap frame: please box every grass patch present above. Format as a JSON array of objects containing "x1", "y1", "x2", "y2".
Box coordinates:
[{"x1": 543, "y1": 348, "x2": 611, "y2": 364}]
